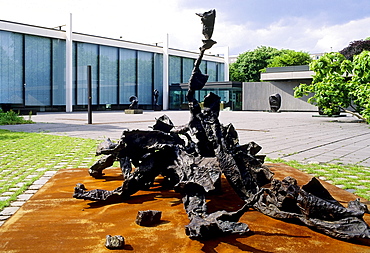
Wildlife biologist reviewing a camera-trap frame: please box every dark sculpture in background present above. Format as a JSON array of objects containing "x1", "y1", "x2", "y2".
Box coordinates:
[
  {"x1": 153, "y1": 89, "x2": 159, "y2": 106},
  {"x1": 269, "y1": 93, "x2": 281, "y2": 112},
  {"x1": 153, "y1": 89, "x2": 161, "y2": 111},
  {"x1": 128, "y1": 95, "x2": 139, "y2": 109},
  {"x1": 125, "y1": 95, "x2": 143, "y2": 114},
  {"x1": 73, "y1": 10, "x2": 370, "y2": 242}
]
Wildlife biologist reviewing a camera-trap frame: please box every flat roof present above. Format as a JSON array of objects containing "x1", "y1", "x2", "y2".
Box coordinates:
[
  {"x1": 261, "y1": 65, "x2": 314, "y2": 81},
  {"x1": 0, "y1": 19, "x2": 224, "y2": 62},
  {"x1": 175, "y1": 81, "x2": 242, "y2": 90}
]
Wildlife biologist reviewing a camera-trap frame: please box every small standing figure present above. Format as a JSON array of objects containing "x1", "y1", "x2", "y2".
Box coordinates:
[
  {"x1": 153, "y1": 89, "x2": 159, "y2": 106},
  {"x1": 153, "y1": 89, "x2": 161, "y2": 111}
]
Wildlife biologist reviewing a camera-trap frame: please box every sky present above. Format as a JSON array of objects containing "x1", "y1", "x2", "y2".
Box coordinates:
[{"x1": 1, "y1": 0, "x2": 370, "y2": 56}]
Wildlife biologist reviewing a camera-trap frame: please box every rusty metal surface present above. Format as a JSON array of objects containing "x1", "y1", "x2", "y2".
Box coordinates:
[{"x1": 0, "y1": 164, "x2": 369, "y2": 253}]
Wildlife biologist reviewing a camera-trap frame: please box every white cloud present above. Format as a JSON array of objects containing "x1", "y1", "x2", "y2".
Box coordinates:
[
  {"x1": 1, "y1": 0, "x2": 370, "y2": 56},
  {"x1": 0, "y1": 0, "x2": 206, "y2": 51},
  {"x1": 217, "y1": 16, "x2": 370, "y2": 55},
  {"x1": 311, "y1": 17, "x2": 370, "y2": 53}
]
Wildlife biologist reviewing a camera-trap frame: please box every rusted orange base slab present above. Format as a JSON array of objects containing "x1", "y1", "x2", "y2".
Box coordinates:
[{"x1": 1, "y1": 163, "x2": 370, "y2": 253}]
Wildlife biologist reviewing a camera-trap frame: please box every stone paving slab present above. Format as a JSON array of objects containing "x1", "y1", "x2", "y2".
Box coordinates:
[
  {"x1": 16, "y1": 194, "x2": 33, "y2": 201},
  {"x1": 28, "y1": 184, "x2": 44, "y2": 190},
  {"x1": 0, "y1": 206, "x2": 20, "y2": 216},
  {"x1": 10, "y1": 201, "x2": 26, "y2": 207},
  {"x1": 32, "y1": 178, "x2": 51, "y2": 185}
]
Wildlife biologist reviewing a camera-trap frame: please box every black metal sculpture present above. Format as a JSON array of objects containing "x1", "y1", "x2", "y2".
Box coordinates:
[
  {"x1": 196, "y1": 9, "x2": 217, "y2": 51},
  {"x1": 153, "y1": 89, "x2": 161, "y2": 111},
  {"x1": 269, "y1": 93, "x2": 281, "y2": 112},
  {"x1": 128, "y1": 95, "x2": 138, "y2": 109},
  {"x1": 153, "y1": 89, "x2": 159, "y2": 106},
  {"x1": 73, "y1": 10, "x2": 370, "y2": 242}
]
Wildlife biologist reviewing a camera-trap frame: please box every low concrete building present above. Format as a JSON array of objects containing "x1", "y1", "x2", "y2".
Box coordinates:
[{"x1": 242, "y1": 65, "x2": 317, "y2": 112}]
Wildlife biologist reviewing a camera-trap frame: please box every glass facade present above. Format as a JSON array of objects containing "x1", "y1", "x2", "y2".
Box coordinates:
[
  {"x1": 169, "y1": 56, "x2": 224, "y2": 85},
  {"x1": 99, "y1": 45, "x2": 118, "y2": 105},
  {"x1": 206, "y1": 61, "x2": 217, "y2": 82},
  {"x1": 52, "y1": 39, "x2": 66, "y2": 106},
  {"x1": 0, "y1": 31, "x2": 23, "y2": 104},
  {"x1": 169, "y1": 82, "x2": 242, "y2": 111},
  {"x1": 217, "y1": 62, "x2": 224, "y2": 82},
  {"x1": 76, "y1": 42, "x2": 98, "y2": 105},
  {"x1": 119, "y1": 48, "x2": 137, "y2": 104},
  {"x1": 137, "y1": 51, "x2": 153, "y2": 105},
  {"x1": 182, "y1": 58, "x2": 194, "y2": 83},
  {"x1": 0, "y1": 27, "x2": 225, "y2": 111},
  {"x1": 169, "y1": 55, "x2": 181, "y2": 85},
  {"x1": 153, "y1": 53, "x2": 163, "y2": 106},
  {"x1": 25, "y1": 35, "x2": 51, "y2": 106}
]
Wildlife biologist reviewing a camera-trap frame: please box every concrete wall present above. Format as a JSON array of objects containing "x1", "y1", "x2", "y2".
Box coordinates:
[{"x1": 242, "y1": 81, "x2": 318, "y2": 111}]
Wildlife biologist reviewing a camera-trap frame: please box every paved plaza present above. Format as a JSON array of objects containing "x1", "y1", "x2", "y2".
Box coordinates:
[
  {"x1": 2, "y1": 110, "x2": 370, "y2": 166},
  {"x1": 1, "y1": 110, "x2": 370, "y2": 227}
]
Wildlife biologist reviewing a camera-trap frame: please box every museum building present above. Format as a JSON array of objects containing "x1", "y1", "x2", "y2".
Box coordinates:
[{"x1": 0, "y1": 17, "x2": 229, "y2": 113}]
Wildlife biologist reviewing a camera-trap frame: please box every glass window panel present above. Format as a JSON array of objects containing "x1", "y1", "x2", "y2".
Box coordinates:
[
  {"x1": 218, "y1": 63, "x2": 225, "y2": 81},
  {"x1": 76, "y1": 43, "x2": 98, "y2": 105},
  {"x1": 169, "y1": 90, "x2": 181, "y2": 110},
  {"x1": 206, "y1": 61, "x2": 217, "y2": 82},
  {"x1": 181, "y1": 89, "x2": 187, "y2": 105},
  {"x1": 218, "y1": 89, "x2": 230, "y2": 103},
  {"x1": 199, "y1": 60, "x2": 206, "y2": 74},
  {"x1": 25, "y1": 35, "x2": 51, "y2": 106},
  {"x1": 52, "y1": 39, "x2": 66, "y2": 105},
  {"x1": 119, "y1": 48, "x2": 136, "y2": 104},
  {"x1": 137, "y1": 51, "x2": 153, "y2": 104},
  {"x1": 153, "y1": 53, "x2": 163, "y2": 105},
  {"x1": 0, "y1": 31, "x2": 23, "y2": 104},
  {"x1": 182, "y1": 58, "x2": 194, "y2": 83},
  {"x1": 72, "y1": 42, "x2": 76, "y2": 105},
  {"x1": 195, "y1": 90, "x2": 202, "y2": 102},
  {"x1": 199, "y1": 89, "x2": 209, "y2": 103},
  {"x1": 99, "y1": 46, "x2": 118, "y2": 105},
  {"x1": 169, "y1": 55, "x2": 181, "y2": 85}
]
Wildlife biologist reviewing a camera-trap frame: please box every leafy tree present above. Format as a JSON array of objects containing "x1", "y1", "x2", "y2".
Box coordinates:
[
  {"x1": 267, "y1": 50, "x2": 312, "y2": 68},
  {"x1": 230, "y1": 47, "x2": 312, "y2": 82},
  {"x1": 339, "y1": 39, "x2": 370, "y2": 60},
  {"x1": 229, "y1": 46, "x2": 280, "y2": 82},
  {"x1": 348, "y1": 51, "x2": 370, "y2": 123},
  {"x1": 294, "y1": 51, "x2": 370, "y2": 123}
]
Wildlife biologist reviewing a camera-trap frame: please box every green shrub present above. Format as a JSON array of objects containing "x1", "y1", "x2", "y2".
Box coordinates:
[{"x1": 0, "y1": 109, "x2": 34, "y2": 125}]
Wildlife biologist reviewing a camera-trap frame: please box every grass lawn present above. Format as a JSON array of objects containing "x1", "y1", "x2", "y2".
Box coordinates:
[
  {"x1": 1, "y1": 129, "x2": 369, "y2": 213},
  {"x1": 0, "y1": 129, "x2": 99, "y2": 211},
  {"x1": 267, "y1": 158, "x2": 370, "y2": 201}
]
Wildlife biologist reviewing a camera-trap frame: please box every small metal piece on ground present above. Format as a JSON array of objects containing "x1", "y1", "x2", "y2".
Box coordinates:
[
  {"x1": 105, "y1": 235, "x2": 125, "y2": 249},
  {"x1": 135, "y1": 210, "x2": 162, "y2": 226}
]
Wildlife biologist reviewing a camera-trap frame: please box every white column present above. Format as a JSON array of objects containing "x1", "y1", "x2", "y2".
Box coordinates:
[
  {"x1": 162, "y1": 33, "x2": 169, "y2": 110},
  {"x1": 224, "y1": 46, "x2": 230, "y2": 81},
  {"x1": 65, "y1": 13, "x2": 73, "y2": 112}
]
